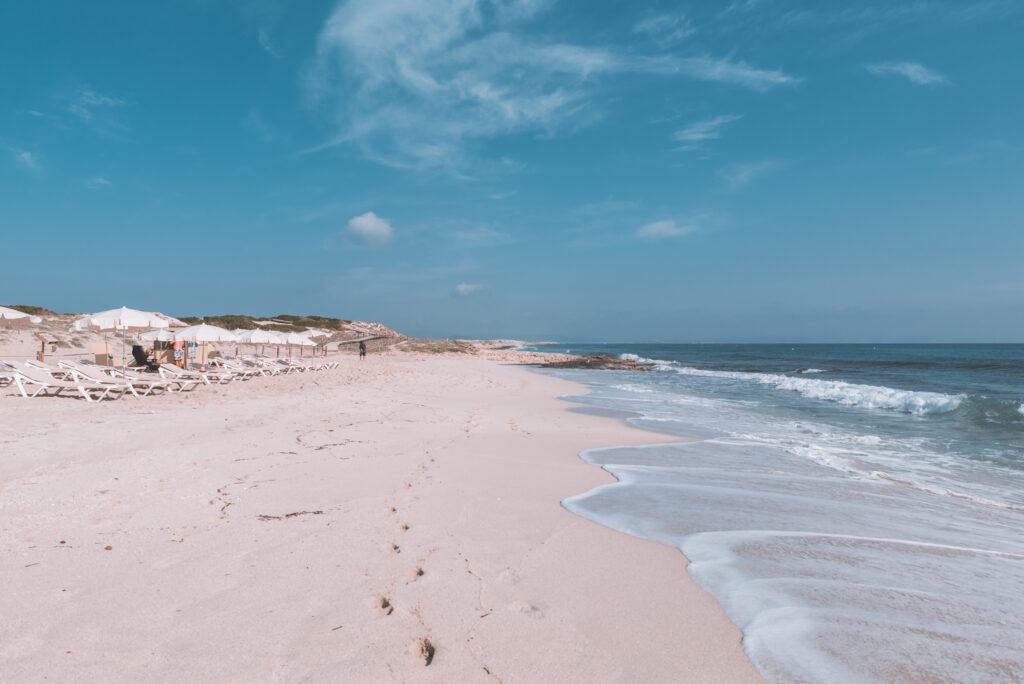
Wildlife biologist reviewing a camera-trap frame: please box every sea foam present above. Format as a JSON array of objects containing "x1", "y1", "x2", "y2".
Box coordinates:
[{"x1": 622, "y1": 356, "x2": 964, "y2": 416}]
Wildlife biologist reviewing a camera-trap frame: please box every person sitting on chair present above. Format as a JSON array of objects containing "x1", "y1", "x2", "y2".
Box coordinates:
[{"x1": 132, "y1": 344, "x2": 159, "y2": 372}]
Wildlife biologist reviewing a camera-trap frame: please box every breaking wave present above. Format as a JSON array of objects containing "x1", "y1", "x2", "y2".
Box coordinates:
[{"x1": 619, "y1": 354, "x2": 964, "y2": 416}]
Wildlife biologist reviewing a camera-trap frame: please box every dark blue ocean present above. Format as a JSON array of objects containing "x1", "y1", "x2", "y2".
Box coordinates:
[{"x1": 524, "y1": 344, "x2": 1024, "y2": 683}]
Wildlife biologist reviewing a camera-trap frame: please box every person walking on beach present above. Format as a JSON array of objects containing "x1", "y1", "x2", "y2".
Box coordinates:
[{"x1": 359, "y1": 340, "x2": 366, "y2": 360}]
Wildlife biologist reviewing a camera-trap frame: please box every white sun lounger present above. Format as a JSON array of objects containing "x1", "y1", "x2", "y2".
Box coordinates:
[
  {"x1": 0, "y1": 361, "x2": 15, "y2": 387},
  {"x1": 7, "y1": 362, "x2": 128, "y2": 402},
  {"x1": 56, "y1": 361, "x2": 154, "y2": 398},
  {"x1": 209, "y1": 358, "x2": 261, "y2": 379},
  {"x1": 157, "y1": 363, "x2": 235, "y2": 385},
  {"x1": 110, "y1": 365, "x2": 199, "y2": 392},
  {"x1": 158, "y1": 363, "x2": 221, "y2": 385}
]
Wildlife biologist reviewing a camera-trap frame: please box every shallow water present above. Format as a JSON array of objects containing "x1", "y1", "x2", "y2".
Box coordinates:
[{"x1": 527, "y1": 344, "x2": 1024, "y2": 683}]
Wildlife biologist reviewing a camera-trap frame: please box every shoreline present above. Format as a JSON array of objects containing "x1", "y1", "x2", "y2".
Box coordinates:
[{"x1": 0, "y1": 352, "x2": 760, "y2": 681}]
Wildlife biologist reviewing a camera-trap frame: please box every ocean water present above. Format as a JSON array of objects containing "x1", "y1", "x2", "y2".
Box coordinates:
[{"x1": 524, "y1": 344, "x2": 1024, "y2": 683}]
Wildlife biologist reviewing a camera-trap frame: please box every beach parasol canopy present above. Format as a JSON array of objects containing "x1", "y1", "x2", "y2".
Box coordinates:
[
  {"x1": 73, "y1": 307, "x2": 170, "y2": 332},
  {"x1": 139, "y1": 329, "x2": 177, "y2": 342},
  {"x1": 235, "y1": 329, "x2": 277, "y2": 344},
  {"x1": 283, "y1": 332, "x2": 316, "y2": 346},
  {"x1": 173, "y1": 324, "x2": 238, "y2": 342},
  {"x1": 297, "y1": 328, "x2": 330, "y2": 339},
  {"x1": 0, "y1": 305, "x2": 42, "y2": 323},
  {"x1": 73, "y1": 306, "x2": 174, "y2": 370}
]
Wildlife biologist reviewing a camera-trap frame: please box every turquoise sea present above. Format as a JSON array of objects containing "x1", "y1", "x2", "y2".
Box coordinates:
[{"x1": 525, "y1": 344, "x2": 1024, "y2": 682}]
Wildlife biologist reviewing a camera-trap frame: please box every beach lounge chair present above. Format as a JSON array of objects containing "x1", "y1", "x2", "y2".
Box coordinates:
[
  {"x1": 188, "y1": 362, "x2": 244, "y2": 383},
  {"x1": 7, "y1": 362, "x2": 128, "y2": 402},
  {"x1": 158, "y1": 363, "x2": 221, "y2": 385},
  {"x1": 110, "y1": 365, "x2": 198, "y2": 392},
  {"x1": 57, "y1": 361, "x2": 156, "y2": 398},
  {"x1": 240, "y1": 357, "x2": 282, "y2": 375},
  {"x1": 0, "y1": 361, "x2": 15, "y2": 387},
  {"x1": 247, "y1": 357, "x2": 286, "y2": 375},
  {"x1": 24, "y1": 359, "x2": 75, "y2": 380},
  {"x1": 209, "y1": 358, "x2": 261, "y2": 379}
]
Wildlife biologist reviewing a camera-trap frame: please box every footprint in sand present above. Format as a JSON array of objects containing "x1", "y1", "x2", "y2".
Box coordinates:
[
  {"x1": 380, "y1": 542, "x2": 400, "y2": 554},
  {"x1": 404, "y1": 567, "x2": 424, "y2": 584},
  {"x1": 406, "y1": 637, "x2": 435, "y2": 666},
  {"x1": 370, "y1": 595, "x2": 393, "y2": 616},
  {"x1": 507, "y1": 600, "x2": 543, "y2": 619}
]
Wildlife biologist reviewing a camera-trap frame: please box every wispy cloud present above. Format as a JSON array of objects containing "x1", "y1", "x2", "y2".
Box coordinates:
[
  {"x1": 86, "y1": 177, "x2": 111, "y2": 188},
  {"x1": 15, "y1": 151, "x2": 39, "y2": 172},
  {"x1": 67, "y1": 86, "x2": 128, "y2": 136},
  {"x1": 865, "y1": 61, "x2": 951, "y2": 85},
  {"x1": 636, "y1": 220, "x2": 698, "y2": 240},
  {"x1": 634, "y1": 12, "x2": 696, "y2": 45},
  {"x1": 257, "y1": 27, "x2": 284, "y2": 58},
  {"x1": 673, "y1": 114, "x2": 743, "y2": 150},
  {"x1": 305, "y1": 0, "x2": 800, "y2": 170},
  {"x1": 719, "y1": 159, "x2": 780, "y2": 188},
  {"x1": 69, "y1": 87, "x2": 124, "y2": 120},
  {"x1": 345, "y1": 211, "x2": 394, "y2": 247},
  {"x1": 454, "y1": 282, "x2": 483, "y2": 296}
]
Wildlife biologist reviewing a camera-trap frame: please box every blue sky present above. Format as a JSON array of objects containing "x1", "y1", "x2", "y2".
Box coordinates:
[{"x1": 2, "y1": 0, "x2": 1022, "y2": 341}]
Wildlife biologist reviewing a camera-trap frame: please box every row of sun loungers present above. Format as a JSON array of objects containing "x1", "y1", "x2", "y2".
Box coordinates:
[{"x1": 1, "y1": 354, "x2": 340, "y2": 402}]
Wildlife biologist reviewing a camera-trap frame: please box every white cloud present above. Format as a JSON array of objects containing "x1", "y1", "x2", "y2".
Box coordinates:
[
  {"x1": 634, "y1": 12, "x2": 695, "y2": 45},
  {"x1": 673, "y1": 114, "x2": 743, "y2": 147},
  {"x1": 636, "y1": 220, "x2": 698, "y2": 240},
  {"x1": 16, "y1": 151, "x2": 38, "y2": 171},
  {"x1": 258, "y1": 28, "x2": 283, "y2": 58},
  {"x1": 306, "y1": 0, "x2": 800, "y2": 169},
  {"x1": 86, "y1": 177, "x2": 111, "y2": 188},
  {"x1": 719, "y1": 159, "x2": 779, "y2": 188},
  {"x1": 68, "y1": 87, "x2": 124, "y2": 122},
  {"x1": 345, "y1": 211, "x2": 394, "y2": 246},
  {"x1": 455, "y1": 282, "x2": 483, "y2": 296},
  {"x1": 865, "y1": 61, "x2": 950, "y2": 85}
]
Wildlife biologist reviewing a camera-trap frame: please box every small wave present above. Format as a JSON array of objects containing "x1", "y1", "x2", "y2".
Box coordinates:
[
  {"x1": 619, "y1": 353, "x2": 677, "y2": 372},
  {"x1": 1019, "y1": 403, "x2": 1024, "y2": 417},
  {"x1": 797, "y1": 368, "x2": 826, "y2": 374},
  {"x1": 672, "y1": 366, "x2": 963, "y2": 415}
]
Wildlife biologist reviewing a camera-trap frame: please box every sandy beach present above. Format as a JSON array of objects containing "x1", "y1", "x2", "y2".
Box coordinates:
[{"x1": 1, "y1": 348, "x2": 760, "y2": 682}]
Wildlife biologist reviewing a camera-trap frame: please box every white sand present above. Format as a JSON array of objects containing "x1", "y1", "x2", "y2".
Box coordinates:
[{"x1": 0, "y1": 351, "x2": 761, "y2": 682}]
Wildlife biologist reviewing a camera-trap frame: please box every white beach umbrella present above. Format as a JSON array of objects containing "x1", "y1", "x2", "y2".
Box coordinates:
[
  {"x1": 0, "y1": 305, "x2": 42, "y2": 323},
  {"x1": 233, "y1": 329, "x2": 277, "y2": 355},
  {"x1": 73, "y1": 306, "x2": 171, "y2": 371},
  {"x1": 174, "y1": 324, "x2": 237, "y2": 368},
  {"x1": 139, "y1": 329, "x2": 177, "y2": 341},
  {"x1": 281, "y1": 332, "x2": 315, "y2": 357},
  {"x1": 236, "y1": 329, "x2": 276, "y2": 343},
  {"x1": 72, "y1": 306, "x2": 170, "y2": 332},
  {"x1": 259, "y1": 330, "x2": 287, "y2": 356},
  {"x1": 173, "y1": 324, "x2": 237, "y2": 342}
]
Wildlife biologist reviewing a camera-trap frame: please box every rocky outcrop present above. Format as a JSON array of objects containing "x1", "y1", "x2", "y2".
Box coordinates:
[{"x1": 535, "y1": 355, "x2": 653, "y2": 371}]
